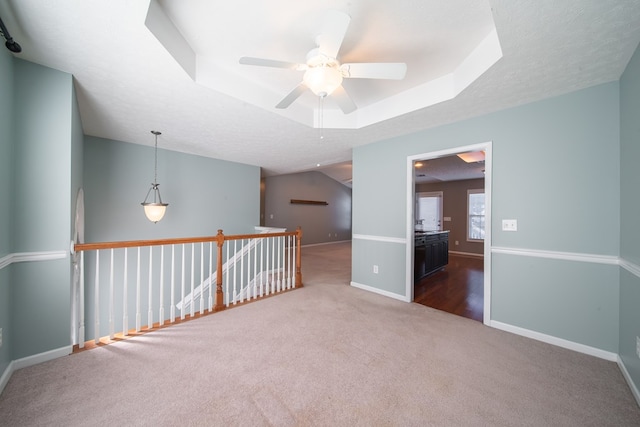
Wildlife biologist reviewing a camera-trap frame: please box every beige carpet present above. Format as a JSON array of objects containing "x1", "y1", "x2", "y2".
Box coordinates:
[{"x1": 1, "y1": 241, "x2": 639, "y2": 426}]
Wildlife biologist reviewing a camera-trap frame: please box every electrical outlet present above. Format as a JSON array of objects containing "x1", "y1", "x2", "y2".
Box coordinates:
[{"x1": 373, "y1": 265, "x2": 379, "y2": 274}]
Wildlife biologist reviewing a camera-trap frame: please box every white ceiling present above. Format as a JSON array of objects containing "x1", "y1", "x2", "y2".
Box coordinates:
[{"x1": 2, "y1": 0, "x2": 640, "y2": 181}]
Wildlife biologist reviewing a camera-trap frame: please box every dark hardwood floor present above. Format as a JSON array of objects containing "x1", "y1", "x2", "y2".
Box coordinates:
[{"x1": 413, "y1": 254, "x2": 484, "y2": 322}]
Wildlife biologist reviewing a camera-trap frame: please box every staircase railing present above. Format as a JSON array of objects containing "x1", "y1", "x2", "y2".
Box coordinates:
[{"x1": 72, "y1": 227, "x2": 302, "y2": 349}]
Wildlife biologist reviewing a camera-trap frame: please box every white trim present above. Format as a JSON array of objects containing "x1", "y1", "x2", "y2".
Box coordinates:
[
  {"x1": 0, "y1": 250, "x2": 68, "y2": 271},
  {"x1": 491, "y1": 246, "x2": 619, "y2": 265},
  {"x1": 406, "y1": 141, "x2": 493, "y2": 326},
  {"x1": 302, "y1": 240, "x2": 351, "y2": 248},
  {"x1": 13, "y1": 345, "x2": 72, "y2": 370},
  {"x1": 490, "y1": 321, "x2": 618, "y2": 362},
  {"x1": 448, "y1": 250, "x2": 484, "y2": 258},
  {"x1": 620, "y1": 258, "x2": 640, "y2": 279},
  {"x1": 0, "y1": 254, "x2": 10, "y2": 270},
  {"x1": 0, "y1": 345, "x2": 72, "y2": 396},
  {"x1": 0, "y1": 360, "x2": 15, "y2": 395},
  {"x1": 350, "y1": 281, "x2": 409, "y2": 302},
  {"x1": 352, "y1": 234, "x2": 406, "y2": 244},
  {"x1": 618, "y1": 356, "x2": 640, "y2": 407}
]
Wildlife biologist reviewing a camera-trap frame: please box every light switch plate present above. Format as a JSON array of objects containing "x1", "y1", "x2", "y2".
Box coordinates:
[{"x1": 502, "y1": 219, "x2": 518, "y2": 231}]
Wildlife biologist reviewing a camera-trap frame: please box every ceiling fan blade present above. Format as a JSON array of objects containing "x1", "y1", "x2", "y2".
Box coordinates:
[
  {"x1": 276, "y1": 83, "x2": 308, "y2": 109},
  {"x1": 341, "y1": 63, "x2": 407, "y2": 80},
  {"x1": 316, "y1": 10, "x2": 351, "y2": 59},
  {"x1": 331, "y1": 85, "x2": 357, "y2": 114},
  {"x1": 239, "y1": 56, "x2": 304, "y2": 70}
]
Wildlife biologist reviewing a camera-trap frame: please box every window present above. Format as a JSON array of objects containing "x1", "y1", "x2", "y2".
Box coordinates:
[
  {"x1": 467, "y1": 189, "x2": 485, "y2": 241},
  {"x1": 416, "y1": 192, "x2": 442, "y2": 231}
]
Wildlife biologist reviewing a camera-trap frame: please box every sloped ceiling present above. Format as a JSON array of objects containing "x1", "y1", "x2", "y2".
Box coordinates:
[{"x1": 1, "y1": 0, "x2": 639, "y2": 179}]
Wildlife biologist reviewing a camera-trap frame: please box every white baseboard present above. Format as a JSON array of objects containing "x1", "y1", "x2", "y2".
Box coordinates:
[
  {"x1": 0, "y1": 360, "x2": 15, "y2": 396},
  {"x1": 350, "y1": 281, "x2": 409, "y2": 302},
  {"x1": 448, "y1": 250, "x2": 484, "y2": 258},
  {"x1": 490, "y1": 320, "x2": 618, "y2": 361},
  {"x1": 0, "y1": 345, "x2": 72, "y2": 396},
  {"x1": 618, "y1": 356, "x2": 640, "y2": 407},
  {"x1": 302, "y1": 240, "x2": 351, "y2": 248}
]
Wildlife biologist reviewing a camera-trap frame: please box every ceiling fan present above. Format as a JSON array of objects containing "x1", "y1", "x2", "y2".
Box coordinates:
[{"x1": 239, "y1": 10, "x2": 407, "y2": 114}]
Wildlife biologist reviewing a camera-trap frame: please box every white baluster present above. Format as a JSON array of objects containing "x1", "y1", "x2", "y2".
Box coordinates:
[
  {"x1": 79, "y1": 251, "x2": 85, "y2": 348},
  {"x1": 170, "y1": 245, "x2": 175, "y2": 323},
  {"x1": 260, "y1": 238, "x2": 264, "y2": 297},
  {"x1": 190, "y1": 243, "x2": 195, "y2": 318},
  {"x1": 271, "y1": 236, "x2": 276, "y2": 294},
  {"x1": 252, "y1": 239, "x2": 257, "y2": 299},
  {"x1": 233, "y1": 240, "x2": 237, "y2": 304},
  {"x1": 94, "y1": 250, "x2": 100, "y2": 344},
  {"x1": 224, "y1": 243, "x2": 231, "y2": 307},
  {"x1": 109, "y1": 249, "x2": 114, "y2": 340},
  {"x1": 148, "y1": 246, "x2": 153, "y2": 329},
  {"x1": 181, "y1": 244, "x2": 185, "y2": 320},
  {"x1": 200, "y1": 242, "x2": 204, "y2": 315},
  {"x1": 277, "y1": 236, "x2": 282, "y2": 292},
  {"x1": 123, "y1": 248, "x2": 129, "y2": 336},
  {"x1": 208, "y1": 242, "x2": 213, "y2": 312},
  {"x1": 288, "y1": 235, "x2": 293, "y2": 289},
  {"x1": 266, "y1": 236, "x2": 270, "y2": 295},
  {"x1": 136, "y1": 247, "x2": 141, "y2": 332},
  {"x1": 240, "y1": 239, "x2": 245, "y2": 303},
  {"x1": 159, "y1": 245, "x2": 165, "y2": 327}
]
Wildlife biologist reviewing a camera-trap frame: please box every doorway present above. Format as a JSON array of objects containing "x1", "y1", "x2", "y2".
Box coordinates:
[{"x1": 405, "y1": 142, "x2": 492, "y2": 325}]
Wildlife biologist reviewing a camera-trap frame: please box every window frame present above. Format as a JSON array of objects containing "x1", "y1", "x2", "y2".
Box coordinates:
[{"x1": 467, "y1": 188, "x2": 485, "y2": 242}]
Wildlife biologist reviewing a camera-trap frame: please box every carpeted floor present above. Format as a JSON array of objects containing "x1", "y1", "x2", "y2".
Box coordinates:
[{"x1": 0, "y1": 241, "x2": 639, "y2": 426}]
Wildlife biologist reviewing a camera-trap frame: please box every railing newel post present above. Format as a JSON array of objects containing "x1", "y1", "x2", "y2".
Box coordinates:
[
  {"x1": 296, "y1": 226, "x2": 303, "y2": 288},
  {"x1": 215, "y1": 229, "x2": 225, "y2": 311}
]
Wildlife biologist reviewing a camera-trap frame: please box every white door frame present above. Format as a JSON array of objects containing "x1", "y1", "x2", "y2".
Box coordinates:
[{"x1": 405, "y1": 141, "x2": 492, "y2": 325}]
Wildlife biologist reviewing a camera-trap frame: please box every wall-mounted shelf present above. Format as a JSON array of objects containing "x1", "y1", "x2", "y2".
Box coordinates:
[{"x1": 290, "y1": 199, "x2": 328, "y2": 206}]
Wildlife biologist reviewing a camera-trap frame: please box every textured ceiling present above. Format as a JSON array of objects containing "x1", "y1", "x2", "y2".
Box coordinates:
[{"x1": 2, "y1": 0, "x2": 639, "y2": 180}]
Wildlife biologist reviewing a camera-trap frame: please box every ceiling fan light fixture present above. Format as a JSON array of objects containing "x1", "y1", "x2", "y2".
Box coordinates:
[{"x1": 303, "y1": 65, "x2": 343, "y2": 97}]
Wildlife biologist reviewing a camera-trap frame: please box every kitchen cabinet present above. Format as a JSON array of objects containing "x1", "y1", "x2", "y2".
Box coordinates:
[{"x1": 414, "y1": 231, "x2": 449, "y2": 282}]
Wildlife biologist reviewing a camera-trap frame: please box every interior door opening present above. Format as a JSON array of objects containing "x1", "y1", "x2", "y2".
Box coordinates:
[{"x1": 406, "y1": 143, "x2": 492, "y2": 325}]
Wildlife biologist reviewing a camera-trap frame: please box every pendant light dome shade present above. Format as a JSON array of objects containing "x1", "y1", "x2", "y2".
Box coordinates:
[
  {"x1": 141, "y1": 131, "x2": 168, "y2": 223},
  {"x1": 303, "y1": 65, "x2": 343, "y2": 97}
]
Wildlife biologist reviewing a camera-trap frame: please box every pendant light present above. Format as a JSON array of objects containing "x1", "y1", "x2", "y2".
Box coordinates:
[{"x1": 141, "y1": 130, "x2": 168, "y2": 223}]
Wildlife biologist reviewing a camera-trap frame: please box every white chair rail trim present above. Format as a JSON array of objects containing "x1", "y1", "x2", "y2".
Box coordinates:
[
  {"x1": 352, "y1": 234, "x2": 406, "y2": 244},
  {"x1": 492, "y1": 246, "x2": 640, "y2": 279},
  {"x1": 0, "y1": 250, "x2": 68, "y2": 270}
]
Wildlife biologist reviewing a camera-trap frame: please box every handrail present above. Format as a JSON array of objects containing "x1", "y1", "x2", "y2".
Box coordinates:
[
  {"x1": 73, "y1": 229, "x2": 297, "y2": 252},
  {"x1": 73, "y1": 227, "x2": 303, "y2": 349}
]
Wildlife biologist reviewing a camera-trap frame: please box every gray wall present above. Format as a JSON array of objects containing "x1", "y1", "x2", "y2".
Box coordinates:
[
  {"x1": 619, "y1": 41, "x2": 640, "y2": 392},
  {"x1": 8, "y1": 59, "x2": 77, "y2": 359},
  {"x1": 416, "y1": 178, "x2": 485, "y2": 255},
  {"x1": 84, "y1": 136, "x2": 260, "y2": 242},
  {"x1": 0, "y1": 43, "x2": 15, "y2": 377},
  {"x1": 353, "y1": 81, "x2": 620, "y2": 353},
  {"x1": 264, "y1": 171, "x2": 352, "y2": 245}
]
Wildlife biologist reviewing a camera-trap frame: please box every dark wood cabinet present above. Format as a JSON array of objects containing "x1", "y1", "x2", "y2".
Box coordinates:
[{"x1": 414, "y1": 231, "x2": 449, "y2": 282}]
